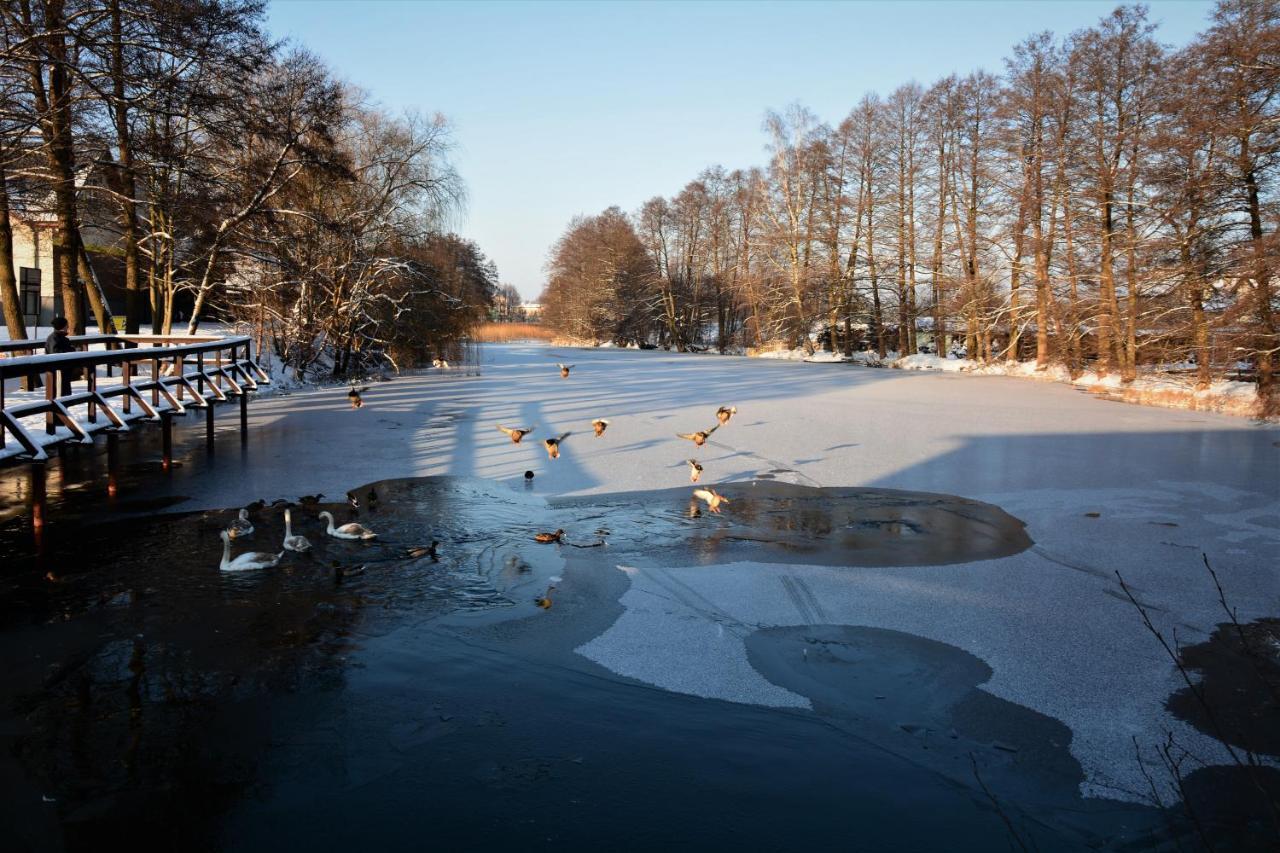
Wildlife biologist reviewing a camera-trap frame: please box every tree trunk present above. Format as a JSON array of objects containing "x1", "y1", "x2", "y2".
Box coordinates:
[
  {"x1": 1096, "y1": 189, "x2": 1118, "y2": 375},
  {"x1": 109, "y1": 0, "x2": 143, "y2": 333},
  {"x1": 0, "y1": 165, "x2": 27, "y2": 343},
  {"x1": 40, "y1": 0, "x2": 86, "y2": 333},
  {"x1": 78, "y1": 246, "x2": 117, "y2": 332}
]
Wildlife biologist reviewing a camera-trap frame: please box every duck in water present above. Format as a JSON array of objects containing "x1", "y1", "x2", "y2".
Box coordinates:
[{"x1": 534, "y1": 529, "x2": 565, "y2": 544}]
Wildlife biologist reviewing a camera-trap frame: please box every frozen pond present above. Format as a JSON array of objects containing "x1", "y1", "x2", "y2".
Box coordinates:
[{"x1": 1, "y1": 342, "x2": 1276, "y2": 850}]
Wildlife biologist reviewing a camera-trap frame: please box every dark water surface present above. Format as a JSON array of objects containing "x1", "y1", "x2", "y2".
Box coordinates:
[{"x1": 0, "y1": 468, "x2": 1259, "y2": 851}]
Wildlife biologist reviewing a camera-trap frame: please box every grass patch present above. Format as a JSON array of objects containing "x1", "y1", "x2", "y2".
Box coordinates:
[{"x1": 474, "y1": 322, "x2": 556, "y2": 343}]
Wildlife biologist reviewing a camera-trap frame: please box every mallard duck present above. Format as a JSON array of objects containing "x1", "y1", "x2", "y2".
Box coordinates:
[
  {"x1": 219, "y1": 530, "x2": 282, "y2": 571},
  {"x1": 282, "y1": 508, "x2": 311, "y2": 552},
  {"x1": 687, "y1": 459, "x2": 704, "y2": 483},
  {"x1": 348, "y1": 386, "x2": 369, "y2": 409},
  {"x1": 299, "y1": 493, "x2": 324, "y2": 507},
  {"x1": 544, "y1": 432, "x2": 571, "y2": 459},
  {"x1": 334, "y1": 561, "x2": 366, "y2": 580},
  {"x1": 534, "y1": 529, "x2": 565, "y2": 543},
  {"x1": 557, "y1": 363, "x2": 575, "y2": 378},
  {"x1": 716, "y1": 405, "x2": 738, "y2": 425},
  {"x1": 535, "y1": 586, "x2": 556, "y2": 609},
  {"x1": 693, "y1": 488, "x2": 730, "y2": 514},
  {"x1": 405, "y1": 541, "x2": 440, "y2": 561},
  {"x1": 591, "y1": 418, "x2": 610, "y2": 437},
  {"x1": 227, "y1": 508, "x2": 254, "y2": 539},
  {"x1": 318, "y1": 511, "x2": 377, "y2": 540},
  {"x1": 246, "y1": 498, "x2": 267, "y2": 513},
  {"x1": 497, "y1": 424, "x2": 536, "y2": 444},
  {"x1": 676, "y1": 425, "x2": 719, "y2": 446}
]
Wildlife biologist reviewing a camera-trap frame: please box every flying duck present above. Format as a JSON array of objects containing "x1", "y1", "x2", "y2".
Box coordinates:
[
  {"x1": 716, "y1": 405, "x2": 738, "y2": 425},
  {"x1": 591, "y1": 418, "x2": 610, "y2": 437},
  {"x1": 676, "y1": 424, "x2": 719, "y2": 446},
  {"x1": 557, "y1": 363, "x2": 575, "y2": 378},
  {"x1": 687, "y1": 459, "x2": 704, "y2": 483},
  {"x1": 544, "y1": 432, "x2": 571, "y2": 459},
  {"x1": 693, "y1": 488, "x2": 730, "y2": 514},
  {"x1": 497, "y1": 424, "x2": 536, "y2": 444}
]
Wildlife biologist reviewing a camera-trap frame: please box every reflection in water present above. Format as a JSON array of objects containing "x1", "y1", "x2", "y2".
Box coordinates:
[{"x1": 0, "y1": 475, "x2": 1030, "y2": 846}]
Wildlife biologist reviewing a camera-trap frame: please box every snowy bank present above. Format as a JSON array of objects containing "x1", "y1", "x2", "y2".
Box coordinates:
[{"x1": 892, "y1": 354, "x2": 1263, "y2": 418}]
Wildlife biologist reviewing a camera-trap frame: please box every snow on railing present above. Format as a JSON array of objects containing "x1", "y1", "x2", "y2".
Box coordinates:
[{"x1": 1, "y1": 334, "x2": 269, "y2": 465}]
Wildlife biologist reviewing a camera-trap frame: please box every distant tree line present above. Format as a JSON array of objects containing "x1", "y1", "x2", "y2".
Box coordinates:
[
  {"x1": 0, "y1": 0, "x2": 495, "y2": 378},
  {"x1": 540, "y1": 1, "x2": 1278, "y2": 414}
]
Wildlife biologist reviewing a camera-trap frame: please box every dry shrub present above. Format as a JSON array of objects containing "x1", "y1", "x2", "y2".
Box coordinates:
[{"x1": 474, "y1": 323, "x2": 555, "y2": 343}]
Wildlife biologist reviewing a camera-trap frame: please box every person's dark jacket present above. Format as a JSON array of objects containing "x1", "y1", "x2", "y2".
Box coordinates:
[{"x1": 45, "y1": 329, "x2": 76, "y2": 355}]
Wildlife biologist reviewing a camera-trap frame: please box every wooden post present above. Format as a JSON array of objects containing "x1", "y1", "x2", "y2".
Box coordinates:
[
  {"x1": 206, "y1": 398, "x2": 215, "y2": 453},
  {"x1": 239, "y1": 381, "x2": 248, "y2": 443},
  {"x1": 45, "y1": 369, "x2": 55, "y2": 435},
  {"x1": 197, "y1": 351, "x2": 205, "y2": 396},
  {"x1": 122, "y1": 353, "x2": 132, "y2": 414},
  {"x1": 151, "y1": 357, "x2": 160, "y2": 407},
  {"x1": 87, "y1": 362, "x2": 97, "y2": 423}
]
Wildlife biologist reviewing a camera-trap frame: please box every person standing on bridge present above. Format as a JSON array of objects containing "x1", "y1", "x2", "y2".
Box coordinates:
[{"x1": 45, "y1": 316, "x2": 78, "y2": 396}]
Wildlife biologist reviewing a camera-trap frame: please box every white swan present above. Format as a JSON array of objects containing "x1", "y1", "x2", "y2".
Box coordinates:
[
  {"x1": 318, "y1": 511, "x2": 377, "y2": 541},
  {"x1": 219, "y1": 530, "x2": 282, "y2": 571},
  {"x1": 227, "y1": 508, "x2": 254, "y2": 539},
  {"x1": 283, "y1": 508, "x2": 312, "y2": 553}
]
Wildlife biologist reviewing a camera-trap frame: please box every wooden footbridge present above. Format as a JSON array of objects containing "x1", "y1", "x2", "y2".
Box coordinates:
[{"x1": 1, "y1": 334, "x2": 269, "y2": 469}]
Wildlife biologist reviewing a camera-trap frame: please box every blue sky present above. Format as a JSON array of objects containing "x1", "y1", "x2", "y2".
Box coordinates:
[{"x1": 265, "y1": 0, "x2": 1215, "y2": 301}]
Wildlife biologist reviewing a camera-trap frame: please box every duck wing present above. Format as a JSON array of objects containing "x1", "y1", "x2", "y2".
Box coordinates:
[{"x1": 693, "y1": 489, "x2": 716, "y2": 504}]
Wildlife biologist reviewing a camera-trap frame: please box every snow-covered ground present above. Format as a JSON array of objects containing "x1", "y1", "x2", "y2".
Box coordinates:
[
  {"x1": 19, "y1": 342, "x2": 1279, "y2": 803},
  {"x1": 893, "y1": 353, "x2": 1261, "y2": 417}
]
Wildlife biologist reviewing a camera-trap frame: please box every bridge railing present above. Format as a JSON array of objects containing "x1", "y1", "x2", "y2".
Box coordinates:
[{"x1": 1, "y1": 334, "x2": 269, "y2": 463}]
